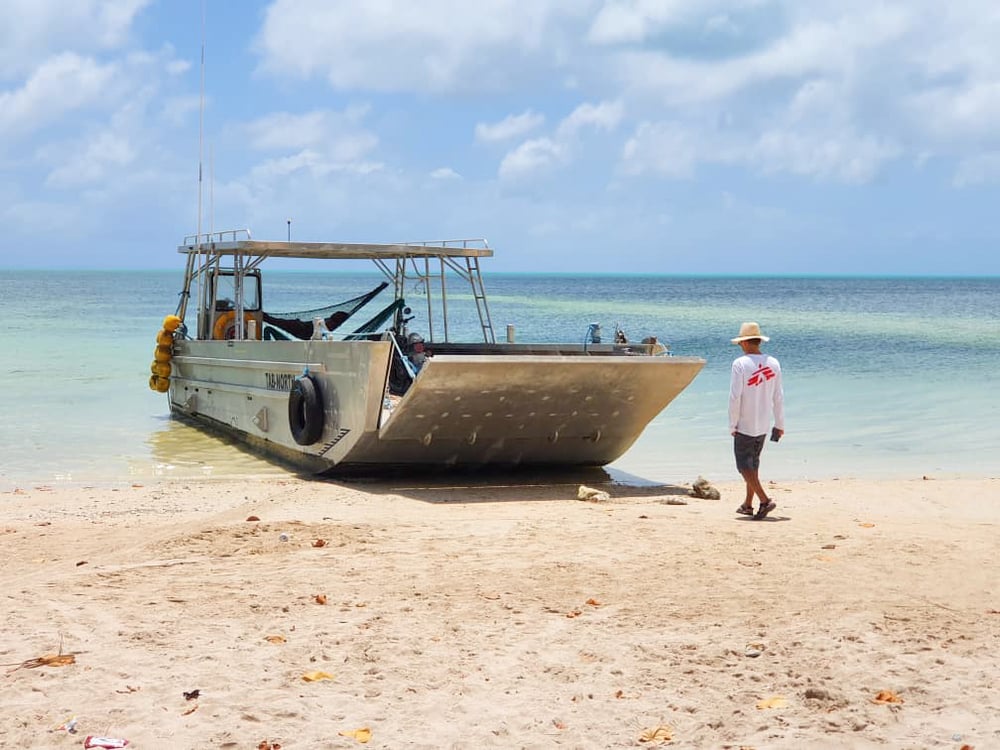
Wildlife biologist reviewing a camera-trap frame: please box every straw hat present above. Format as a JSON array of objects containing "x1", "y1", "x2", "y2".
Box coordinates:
[{"x1": 731, "y1": 321, "x2": 770, "y2": 344}]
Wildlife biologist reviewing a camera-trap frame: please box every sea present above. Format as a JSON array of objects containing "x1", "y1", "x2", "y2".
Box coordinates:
[{"x1": 1, "y1": 270, "x2": 997, "y2": 490}]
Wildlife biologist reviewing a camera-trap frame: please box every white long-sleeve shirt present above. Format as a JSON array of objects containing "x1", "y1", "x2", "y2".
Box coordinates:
[{"x1": 729, "y1": 353, "x2": 785, "y2": 437}]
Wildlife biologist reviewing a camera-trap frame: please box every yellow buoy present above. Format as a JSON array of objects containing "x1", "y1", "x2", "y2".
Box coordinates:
[
  {"x1": 148, "y1": 374, "x2": 159, "y2": 391},
  {"x1": 162, "y1": 314, "x2": 182, "y2": 332},
  {"x1": 154, "y1": 376, "x2": 171, "y2": 393},
  {"x1": 154, "y1": 345, "x2": 172, "y2": 363},
  {"x1": 156, "y1": 329, "x2": 174, "y2": 346},
  {"x1": 151, "y1": 361, "x2": 171, "y2": 378}
]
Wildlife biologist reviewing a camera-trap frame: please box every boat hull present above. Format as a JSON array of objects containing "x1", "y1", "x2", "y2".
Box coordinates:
[{"x1": 168, "y1": 339, "x2": 704, "y2": 474}]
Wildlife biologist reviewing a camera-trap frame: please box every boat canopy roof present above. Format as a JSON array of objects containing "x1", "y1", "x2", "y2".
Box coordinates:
[{"x1": 178, "y1": 238, "x2": 493, "y2": 260}]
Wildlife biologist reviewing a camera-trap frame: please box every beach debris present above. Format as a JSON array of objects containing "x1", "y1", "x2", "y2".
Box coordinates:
[
  {"x1": 301, "y1": 671, "x2": 334, "y2": 682},
  {"x1": 115, "y1": 685, "x2": 140, "y2": 694},
  {"x1": 246, "y1": 515, "x2": 261, "y2": 522},
  {"x1": 183, "y1": 689, "x2": 200, "y2": 701},
  {"x1": 264, "y1": 635, "x2": 287, "y2": 644},
  {"x1": 257, "y1": 742, "x2": 282, "y2": 750},
  {"x1": 756, "y1": 696, "x2": 788, "y2": 709},
  {"x1": 859, "y1": 522, "x2": 876, "y2": 528},
  {"x1": 278, "y1": 533, "x2": 290, "y2": 542},
  {"x1": 76, "y1": 560, "x2": 88, "y2": 566},
  {"x1": 586, "y1": 598, "x2": 602, "y2": 607},
  {"x1": 872, "y1": 690, "x2": 903, "y2": 704},
  {"x1": 182, "y1": 704, "x2": 198, "y2": 716},
  {"x1": 314, "y1": 594, "x2": 328, "y2": 605},
  {"x1": 52, "y1": 716, "x2": 78, "y2": 734},
  {"x1": 83, "y1": 737, "x2": 130, "y2": 749},
  {"x1": 821, "y1": 544, "x2": 837, "y2": 549},
  {"x1": 577, "y1": 485, "x2": 611, "y2": 502},
  {"x1": 744, "y1": 643, "x2": 765, "y2": 658},
  {"x1": 566, "y1": 610, "x2": 583, "y2": 618},
  {"x1": 4, "y1": 651, "x2": 78, "y2": 674},
  {"x1": 312, "y1": 538, "x2": 327, "y2": 548},
  {"x1": 659, "y1": 497, "x2": 688, "y2": 505},
  {"x1": 688, "y1": 476, "x2": 720, "y2": 500},
  {"x1": 637, "y1": 724, "x2": 673, "y2": 743},
  {"x1": 338, "y1": 727, "x2": 372, "y2": 743},
  {"x1": 552, "y1": 719, "x2": 568, "y2": 730}
]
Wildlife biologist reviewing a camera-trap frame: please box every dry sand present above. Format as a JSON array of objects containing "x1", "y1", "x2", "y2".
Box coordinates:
[{"x1": 1, "y1": 474, "x2": 997, "y2": 749}]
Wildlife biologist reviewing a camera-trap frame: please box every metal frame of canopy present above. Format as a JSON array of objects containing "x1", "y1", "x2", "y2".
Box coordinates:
[{"x1": 176, "y1": 232, "x2": 496, "y2": 344}]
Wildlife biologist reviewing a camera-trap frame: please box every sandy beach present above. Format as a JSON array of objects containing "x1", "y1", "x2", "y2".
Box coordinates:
[{"x1": 2, "y1": 474, "x2": 997, "y2": 749}]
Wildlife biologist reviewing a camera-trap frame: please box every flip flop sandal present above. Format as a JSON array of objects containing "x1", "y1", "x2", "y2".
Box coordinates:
[
  {"x1": 736, "y1": 504, "x2": 754, "y2": 516},
  {"x1": 754, "y1": 501, "x2": 777, "y2": 520}
]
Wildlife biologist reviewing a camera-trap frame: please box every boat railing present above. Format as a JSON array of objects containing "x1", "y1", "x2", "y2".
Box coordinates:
[
  {"x1": 380, "y1": 239, "x2": 495, "y2": 344},
  {"x1": 184, "y1": 228, "x2": 253, "y2": 246},
  {"x1": 401, "y1": 238, "x2": 490, "y2": 250}
]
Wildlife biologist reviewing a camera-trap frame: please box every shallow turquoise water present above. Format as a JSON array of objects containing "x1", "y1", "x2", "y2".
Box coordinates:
[{"x1": 0, "y1": 270, "x2": 996, "y2": 488}]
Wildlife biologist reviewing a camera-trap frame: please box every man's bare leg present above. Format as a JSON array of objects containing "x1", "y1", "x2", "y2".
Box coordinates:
[{"x1": 740, "y1": 468, "x2": 772, "y2": 510}]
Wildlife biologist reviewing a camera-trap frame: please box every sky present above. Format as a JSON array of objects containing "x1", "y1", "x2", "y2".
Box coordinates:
[{"x1": 1, "y1": 0, "x2": 999, "y2": 275}]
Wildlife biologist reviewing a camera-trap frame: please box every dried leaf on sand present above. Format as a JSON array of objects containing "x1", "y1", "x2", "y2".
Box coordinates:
[
  {"x1": 872, "y1": 690, "x2": 904, "y2": 704},
  {"x1": 338, "y1": 727, "x2": 372, "y2": 743},
  {"x1": 756, "y1": 696, "x2": 788, "y2": 709},
  {"x1": 638, "y1": 724, "x2": 673, "y2": 743},
  {"x1": 301, "y1": 671, "x2": 334, "y2": 682}
]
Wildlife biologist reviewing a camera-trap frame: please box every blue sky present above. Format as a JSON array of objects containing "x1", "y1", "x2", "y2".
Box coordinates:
[{"x1": 1, "y1": 0, "x2": 998, "y2": 274}]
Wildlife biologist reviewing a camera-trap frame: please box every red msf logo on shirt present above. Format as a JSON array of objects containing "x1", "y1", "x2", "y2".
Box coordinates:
[{"x1": 747, "y1": 365, "x2": 776, "y2": 387}]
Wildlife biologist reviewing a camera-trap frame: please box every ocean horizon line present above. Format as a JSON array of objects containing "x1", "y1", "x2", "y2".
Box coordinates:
[{"x1": 2, "y1": 267, "x2": 998, "y2": 282}]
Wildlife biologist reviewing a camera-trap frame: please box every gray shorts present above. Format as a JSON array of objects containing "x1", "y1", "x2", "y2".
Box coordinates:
[{"x1": 734, "y1": 432, "x2": 766, "y2": 472}]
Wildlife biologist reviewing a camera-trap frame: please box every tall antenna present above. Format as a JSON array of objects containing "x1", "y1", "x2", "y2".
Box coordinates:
[
  {"x1": 175, "y1": 0, "x2": 206, "y2": 324},
  {"x1": 197, "y1": 0, "x2": 205, "y2": 243},
  {"x1": 195, "y1": 0, "x2": 207, "y2": 336}
]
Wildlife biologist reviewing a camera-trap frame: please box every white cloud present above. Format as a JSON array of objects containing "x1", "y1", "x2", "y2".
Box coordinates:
[
  {"x1": 953, "y1": 151, "x2": 1000, "y2": 187},
  {"x1": 44, "y1": 130, "x2": 137, "y2": 188},
  {"x1": 704, "y1": 13, "x2": 740, "y2": 36},
  {"x1": 249, "y1": 150, "x2": 384, "y2": 181},
  {"x1": 498, "y1": 100, "x2": 623, "y2": 181},
  {"x1": 243, "y1": 108, "x2": 378, "y2": 164},
  {"x1": 908, "y1": 83, "x2": 1000, "y2": 140},
  {"x1": 0, "y1": 0, "x2": 150, "y2": 79},
  {"x1": 557, "y1": 100, "x2": 623, "y2": 137},
  {"x1": 588, "y1": 0, "x2": 690, "y2": 44},
  {"x1": 0, "y1": 53, "x2": 117, "y2": 138},
  {"x1": 751, "y1": 129, "x2": 900, "y2": 183},
  {"x1": 475, "y1": 111, "x2": 545, "y2": 143},
  {"x1": 615, "y1": 7, "x2": 909, "y2": 107},
  {"x1": 255, "y1": 0, "x2": 593, "y2": 93},
  {"x1": 621, "y1": 121, "x2": 699, "y2": 178},
  {"x1": 430, "y1": 167, "x2": 461, "y2": 180},
  {"x1": 499, "y1": 138, "x2": 566, "y2": 181},
  {"x1": 166, "y1": 59, "x2": 191, "y2": 76}
]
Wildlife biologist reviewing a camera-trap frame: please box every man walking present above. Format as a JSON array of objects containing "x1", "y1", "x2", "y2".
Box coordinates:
[{"x1": 729, "y1": 322, "x2": 784, "y2": 519}]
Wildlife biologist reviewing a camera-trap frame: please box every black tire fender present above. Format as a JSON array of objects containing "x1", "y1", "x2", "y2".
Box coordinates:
[{"x1": 288, "y1": 374, "x2": 324, "y2": 445}]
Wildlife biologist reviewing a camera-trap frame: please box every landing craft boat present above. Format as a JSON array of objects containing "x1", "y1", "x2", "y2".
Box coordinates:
[{"x1": 150, "y1": 231, "x2": 705, "y2": 474}]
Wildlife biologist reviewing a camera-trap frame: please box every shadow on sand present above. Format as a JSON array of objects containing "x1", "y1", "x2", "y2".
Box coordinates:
[{"x1": 324, "y1": 465, "x2": 692, "y2": 505}]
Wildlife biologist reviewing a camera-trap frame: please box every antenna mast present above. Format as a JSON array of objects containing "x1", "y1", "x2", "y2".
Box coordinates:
[{"x1": 194, "y1": 0, "x2": 208, "y2": 336}]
